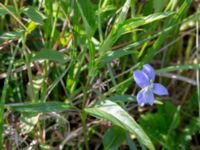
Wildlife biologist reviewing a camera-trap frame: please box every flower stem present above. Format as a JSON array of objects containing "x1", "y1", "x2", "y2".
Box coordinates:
[{"x1": 81, "y1": 111, "x2": 89, "y2": 150}]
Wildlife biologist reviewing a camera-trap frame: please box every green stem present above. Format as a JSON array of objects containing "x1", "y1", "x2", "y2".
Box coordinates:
[
  {"x1": 49, "y1": 2, "x2": 60, "y2": 47},
  {"x1": 98, "y1": 0, "x2": 103, "y2": 42},
  {"x1": 21, "y1": 34, "x2": 35, "y2": 102},
  {"x1": 41, "y1": 60, "x2": 48, "y2": 102},
  {"x1": 81, "y1": 111, "x2": 89, "y2": 150}
]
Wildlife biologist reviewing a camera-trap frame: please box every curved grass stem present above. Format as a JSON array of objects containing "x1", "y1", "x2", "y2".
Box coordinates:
[{"x1": 196, "y1": 15, "x2": 200, "y2": 117}]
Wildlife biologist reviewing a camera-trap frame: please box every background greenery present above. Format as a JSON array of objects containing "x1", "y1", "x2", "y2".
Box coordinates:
[{"x1": 0, "y1": 0, "x2": 200, "y2": 149}]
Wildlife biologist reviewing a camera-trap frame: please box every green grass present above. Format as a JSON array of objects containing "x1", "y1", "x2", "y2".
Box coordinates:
[{"x1": 0, "y1": 0, "x2": 200, "y2": 149}]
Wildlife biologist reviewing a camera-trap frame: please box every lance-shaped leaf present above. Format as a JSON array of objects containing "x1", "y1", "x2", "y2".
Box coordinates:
[
  {"x1": 6, "y1": 101, "x2": 72, "y2": 113},
  {"x1": 85, "y1": 100, "x2": 155, "y2": 150},
  {"x1": 31, "y1": 49, "x2": 65, "y2": 64},
  {"x1": 22, "y1": 6, "x2": 45, "y2": 25},
  {"x1": 0, "y1": 5, "x2": 18, "y2": 16}
]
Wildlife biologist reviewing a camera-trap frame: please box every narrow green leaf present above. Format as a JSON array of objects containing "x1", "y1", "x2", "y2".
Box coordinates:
[
  {"x1": 0, "y1": 5, "x2": 17, "y2": 16},
  {"x1": 108, "y1": 95, "x2": 136, "y2": 102},
  {"x1": 98, "y1": 12, "x2": 197, "y2": 68},
  {"x1": 114, "y1": 0, "x2": 131, "y2": 25},
  {"x1": 22, "y1": 6, "x2": 44, "y2": 24},
  {"x1": 31, "y1": 49, "x2": 65, "y2": 64},
  {"x1": 156, "y1": 64, "x2": 200, "y2": 73},
  {"x1": 98, "y1": 12, "x2": 173, "y2": 64},
  {"x1": 120, "y1": 12, "x2": 173, "y2": 34},
  {"x1": 6, "y1": 101, "x2": 71, "y2": 113},
  {"x1": 0, "y1": 29, "x2": 24, "y2": 40},
  {"x1": 99, "y1": 5, "x2": 116, "y2": 13},
  {"x1": 98, "y1": 0, "x2": 131, "y2": 58},
  {"x1": 99, "y1": 48, "x2": 138, "y2": 66},
  {"x1": 85, "y1": 100, "x2": 155, "y2": 150},
  {"x1": 142, "y1": 0, "x2": 192, "y2": 64},
  {"x1": 88, "y1": 39, "x2": 95, "y2": 79},
  {"x1": 76, "y1": 0, "x2": 96, "y2": 37}
]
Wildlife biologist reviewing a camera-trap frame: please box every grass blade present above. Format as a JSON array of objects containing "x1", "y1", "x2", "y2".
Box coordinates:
[
  {"x1": 6, "y1": 101, "x2": 72, "y2": 113},
  {"x1": 31, "y1": 49, "x2": 66, "y2": 64}
]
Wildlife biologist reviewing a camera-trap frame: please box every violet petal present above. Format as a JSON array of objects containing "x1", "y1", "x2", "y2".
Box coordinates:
[
  {"x1": 143, "y1": 64, "x2": 155, "y2": 81},
  {"x1": 133, "y1": 70, "x2": 150, "y2": 88},
  {"x1": 153, "y1": 83, "x2": 168, "y2": 96}
]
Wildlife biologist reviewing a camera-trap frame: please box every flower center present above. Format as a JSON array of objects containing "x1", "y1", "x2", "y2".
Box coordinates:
[{"x1": 145, "y1": 80, "x2": 153, "y2": 92}]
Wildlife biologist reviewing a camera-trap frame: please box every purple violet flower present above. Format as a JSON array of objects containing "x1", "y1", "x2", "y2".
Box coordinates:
[{"x1": 133, "y1": 64, "x2": 168, "y2": 106}]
